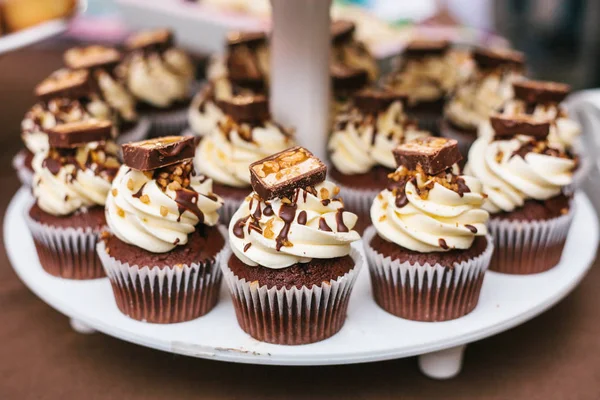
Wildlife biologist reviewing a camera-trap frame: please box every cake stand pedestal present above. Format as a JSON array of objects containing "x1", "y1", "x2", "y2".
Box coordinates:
[{"x1": 5, "y1": 189, "x2": 597, "y2": 379}]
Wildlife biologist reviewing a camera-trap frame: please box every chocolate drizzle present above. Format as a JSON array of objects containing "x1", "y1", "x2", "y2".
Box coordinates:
[
  {"x1": 439, "y1": 238, "x2": 449, "y2": 250},
  {"x1": 297, "y1": 210, "x2": 307, "y2": 225},
  {"x1": 132, "y1": 182, "x2": 147, "y2": 198},
  {"x1": 233, "y1": 216, "x2": 249, "y2": 239},
  {"x1": 42, "y1": 158, "x2": 62, "y2": 175},
  {"x1": 335, "y1": 209, "x2": 349, "y2": 232},
  {"x1": 243, "y1": 243, "x2": 252, "y2": 252},
  {"x1": 319, "y1": 217, "x2": 332, "y2": 232},
  {"x1": 465, "y1": 224, "x2": 478, "y2": 234},
  {"x1": 263, "y1": 205, "x2": 274, "y2": 216},
  {"x1": 455, "y1": 177, "x2": 471, "y2": 197},
  {"x1": 174, "y1": 189, "x2": 204, "y2": 223},
  {"x1": 275, "y1": 204, "x2": 297, "y2": 251}
]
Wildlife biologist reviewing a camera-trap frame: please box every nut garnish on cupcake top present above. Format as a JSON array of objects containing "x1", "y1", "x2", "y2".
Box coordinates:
[
  {"x1": 229, "y1": 147, "x2": 360, "y2": 269},
  {"x1": 465, "y1": 114, "x2": 576, "y2": 214},
  {"x1": 117, "y1": 29, "x2": 194, "y2": 108},
  {"x1": 106, "y1": 136, "x2": 223, "y2": 253},
  {"x1": 22, "y1": 69, "x2": 115, "y2": 155},
  {"x1": 64, "y1": 45, "x2": 138, "y2": 123},
  {"x1": 444, "y1": 47, "x2": 525, "y2": 131},
  {"x1": 371, "y1": 137, "x2": 489, "y2": 252},
  {"x1": 481, "y1": 79, "x2": 580, "y2": 152},
  {"x1": 328, "y1": 88, "x2": 430, "y2": 174},
  {"x1": 195, "y1": 94, "x2": 295, "y2": 188},
  {"x1": 32, "y1": 120, "x2": 120, "y2": 216}
]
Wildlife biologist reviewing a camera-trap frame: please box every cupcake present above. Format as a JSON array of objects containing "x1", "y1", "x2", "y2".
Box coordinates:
[
  {"x1": 25, "y1": 120, "x2": 120, "y2": 279},
  {"x1": 330, "y1": 63, "x2": 369, "y2": 120},
  {"x1": 15, "y1": 68, "x2": 117, "y2": 187},
  {"x1": 328, "y1": 88, "x2": 430, "y2": 233},
  {"x1": 98, "y1": 136, "x2": 226, "y2": 323},
  {"x1": 464, "y1": 114, "x2": 576, "y2": 274},
  {"x1": 194, "y1": 94, "x2": 295, "y2": 223},
  {"x1": 223, "y1": 146, "x2": 362, "y2": 344},
  {"x1": 116, "y1": 29, "x2": 195, "y2": 136},
  {"x1": 187, "y1": 31, "x2": 268, "y2": 138},
  {"x1": 383, "y1": 40, "x2": 469, "y2": 133},
  {"x1": 63, "y1": 45, "x2": 149, "y2": 144},
  {"x1": 364, "y1": 137, "x2": 492, "y2": 321},
  {"x1": 442, "y1": 47, "x2": 525, "y2": 157},
  {"x1": 330, "y1": 20, "x2": 378, "y2": 83}
]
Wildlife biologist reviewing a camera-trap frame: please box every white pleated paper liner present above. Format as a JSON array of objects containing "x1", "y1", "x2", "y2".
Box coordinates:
[
  {"x1": 24, "y1": 205, "x2": 106, "y2": 280},
  {"x1": 220, "y1": 246, "x2": 364, "y2": 345},
  {"x1": 116, "y1": 118, "x2": 151, "y2": 145},
  {"x1": 97, "y1": 232, "x2": 228, "y2": 324},
  {"x1": 363, "y1": 226, "x2": 494, "y2": 322},
  {"x1": 487, "y1": 205, "x2": 574, "y2": 275},
  {"x1": 12, "y1": 150, "x2": 33, "y2": 188}
]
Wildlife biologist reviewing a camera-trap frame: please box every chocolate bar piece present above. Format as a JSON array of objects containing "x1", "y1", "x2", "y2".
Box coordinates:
[
  {"x1": 473, "y1": 47, "x2": 525, "y2": 70},
  {"x1": 227, "y1": 31, "x2": 267, "y2": 49},
  {"x1": 403, "y1": 40, "x2": 450, "y2": 58},
  {"x1": 353, "y1": 88, "x2": 405, "y2": 115},
  {"x1": 490, "y1": 114, "x2": 550, "y2": 140},
  {"x1": 47, "y1": 119, "x2": 113, "y2": 148},
  {"x1": 331, "y1": 63, "x2": 369, "y2": 95},
  {"x1": 331, "y1": 20, "x2": 355, "y2": 44},
  {"x1": 250, "y1": 146, "x2": 327, "y2": 200},
  {"x1": 220, "y1": 94, "x2": 270, "y2": 123},
  {"x1": 64, "y1": 45, "x2": 122, "y2": 70},
  {"x1": 125, "y1": 29, "x2": 173, "y2": 52},
  {"x1": 35, "y1": 69, "x2": 92, "y2": 102},
  {"x1": 513, "y1": 80, "x2": 571, "y2": 105},
  {"x1": 122, "y1": 136, "x2": 195, "y2": 171},
  {"x1": 393, "y1": 137, "x2": 462, "y2": 175}
]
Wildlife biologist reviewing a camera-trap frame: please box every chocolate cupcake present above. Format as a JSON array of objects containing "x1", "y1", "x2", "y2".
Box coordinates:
[
  {"x1": 328, "y1": 88, "x2": 430, "y2": 233},
  {"x1": 364, "y1": 137, "x2": 492, "y2": 321},
  {"x1": 464, "y1": 114, "x2": 576, "y2": 274},
  {"x1": 63, "y1": 45, "x2": 149, "y2": 144},
  {"x1": 223, "y1": 146, "x2": 362, "y2": 344},
  {"x1": 14, "y1": 68, "x2": 117, "y2": 187},
  {"x1": 442, "y1": 47, "x2": 525, "y2": 157},
  {"x1": 25, "y1": 120, "x2": 120, "y2": 279},
  {"x1": 384, "y1": 40, "x2": 471, "y2": 133},
  {"x1": 194, "y1": 93, "x2": 295, "y2": 223},
  {"x1": 116, "y1": 29, "x2": 195, "y2": 136},
  {"x1": 97, "y1": 136, "x2": 226, "y2": 323}
]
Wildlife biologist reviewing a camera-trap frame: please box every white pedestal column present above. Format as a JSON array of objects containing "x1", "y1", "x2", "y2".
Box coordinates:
[{"x1": 270, "y1": 0, "x2": 332, "y2": 160}]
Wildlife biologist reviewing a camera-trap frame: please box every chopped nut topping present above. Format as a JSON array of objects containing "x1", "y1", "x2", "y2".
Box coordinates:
[
  {"x1": 160, "y1": 206, "x2": 168, "y2": 217},
  {"x1": 111, "y1": 188, "x2": 118, "y2": 197},
  {"x1": 140, "y1": 194, "x2": 150, "y2": 204},
  {"x1": 117, "y1": 207, "x2": 125, "y2": 218},
  {"x1": 127, "y1": 179, "x2": 134, "y2": 191}
]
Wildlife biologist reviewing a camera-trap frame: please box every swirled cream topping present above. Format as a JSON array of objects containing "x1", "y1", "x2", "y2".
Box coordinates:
[
  {"x1": 95, "y1": 70, "x2": 137, "y2": 123},
  {"x1": 465, "y1": 135, "x2": 575, "y2": 213},
  {"x1": 328, "y1": 101, "x2": 430, "y2": 174},
  {"x1": 106, "y1": 161, "x2": 223, "y2": 253},
  {"x1": 32, "y1": 141, "x2": 120, "y2": 216},
  {"x1": 22, "y1": 99, "x2": 113, "y2": 154},
  {"x1": 371, "y1": 167, "x2": 489, "y2": 253},
  {"x1": 195, "y1": 118, "x2": 294, "y2": 188},
  {"x1": 123, "y1": 48, "x2": 194, "y2": 108},
  {"x1": 445, "y1": 70, "x2": 522, "y2": 130},
  {"x1": 229, "y1": 180, "x2": 360, "y2": 269}
]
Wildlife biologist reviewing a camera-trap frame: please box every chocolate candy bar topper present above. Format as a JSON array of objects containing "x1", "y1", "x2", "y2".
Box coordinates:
[
  {"x1": 122, "y1": 136, "x2": 195, "y2": 171},
  {"x1": 393, "y1": 137, "x2": 462, "y2": 175}
]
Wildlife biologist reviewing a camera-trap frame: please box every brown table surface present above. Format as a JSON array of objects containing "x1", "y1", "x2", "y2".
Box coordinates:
[{"x1": 1, "y1": 41, "x2": 600, "y2": 400}]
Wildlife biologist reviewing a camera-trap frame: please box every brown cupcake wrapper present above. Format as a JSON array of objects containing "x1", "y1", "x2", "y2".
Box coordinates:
[
  {"x1": 24, "y1": 207, "x2": 106, "y2": 280},
  {"x1": 97, "y1": 235, "x2": 227, "y2": 324},
  {"x1": 220, "y1": 246, "x2": 364, "y2": 345},
  {"x1": 12, "y1": 151, "x2": 34, "y2": 188},
  {"x1": 116, "y1": 118, "x2": 151, "y2": 145},
  {"x1": 363, "y1": 226, "x2": 494, "y2": 322},
  {"x1": 488, "y1": 206, "x2": 574, "y2": 274}
]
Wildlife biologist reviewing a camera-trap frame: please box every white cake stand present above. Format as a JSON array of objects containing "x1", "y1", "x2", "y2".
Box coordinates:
[{"x1": 5, "y1": 188, "x2": 598, "y2": 379}]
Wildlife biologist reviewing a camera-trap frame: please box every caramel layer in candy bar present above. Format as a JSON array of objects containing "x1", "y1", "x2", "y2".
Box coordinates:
[
  {"x1": 125, "y1": 29, "x2": 173, "y2": 51},
  {"x1": 490, "y1": 114, "x2": 550, "y2": 140},
  {"x1": 47, "y1": 119, "x2": 112, "y2": 148},
  {"x1": 473, "y1": 47, "x2": 525, "y2": 70},
  {"x1": 250, "y1": 146, "x2": 327, "y2": 200},
  {"x1": 393, "y1": 137, "x2": 462, "y2": 175},
  {"x1": 122, "y1": 136, "x2": 195, "y2": 171},
  {"x1": 35, "y1": 69, "x2": 92, "y2": 102},
  {"x1": 513, "y1": 80, "x2": 571, "y2": 105},
  {"x1": 353, "y1": 88, "x2": 405, "y2": 115},
  {"x1": 64, "y1": 45, "x2": 122, "y2": 70}
]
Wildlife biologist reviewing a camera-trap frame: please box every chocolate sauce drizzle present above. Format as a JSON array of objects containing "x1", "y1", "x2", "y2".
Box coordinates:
[
  {"x1": 275, "y1": 203, "x2": 297, "y2": 251},
  {"x1": 319, "y1": 217, "x2": 332, "y2": 232},
  {"x1": 465, "y1": 224, "x2": 478, "y2": 234},
  {"x1": 233, "y1": 216, "x2": 249, "y2": 239},
  {"x1": 438, "y1": 238, "x2": 449, "y2": 250},
  {"x1": 132, "y1": 182, "x2": 147, "y2": 198},
  {"x1": 335, "y1": 209, "x2": 349, "y2": 232},
  {"x1": 297, "y1": 210, "x2": 307, "y2": 225},
  {"x1": 174, "y1": 189, "x2": 204, "y2": 223}
]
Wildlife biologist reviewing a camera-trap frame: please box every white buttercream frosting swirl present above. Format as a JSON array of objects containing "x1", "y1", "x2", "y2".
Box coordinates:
[
  {"x1": 95, "y1": 70, "x2": 137, "y2": 123},
  {"x1": 106, "y1": 164, "x2": 223, "y2": 253},
  {"x1": 32, "y1": 141, "x2": 120, "y2": 216},
  {"x1": 229, "y1": 180, "x2": 360, "y2": 269},
  {"x1": 465, "y1": 135, "x2": 575, "y2": 213},
  {"x1": 195, "y1": 118, "x2": 294, "y2": 188},
  {"x1": 371, "y1": 169, "x2": 489, "y2": 253},
  {"x1": 328, "y1": 101, "x2": 430, "y2": 174}
]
